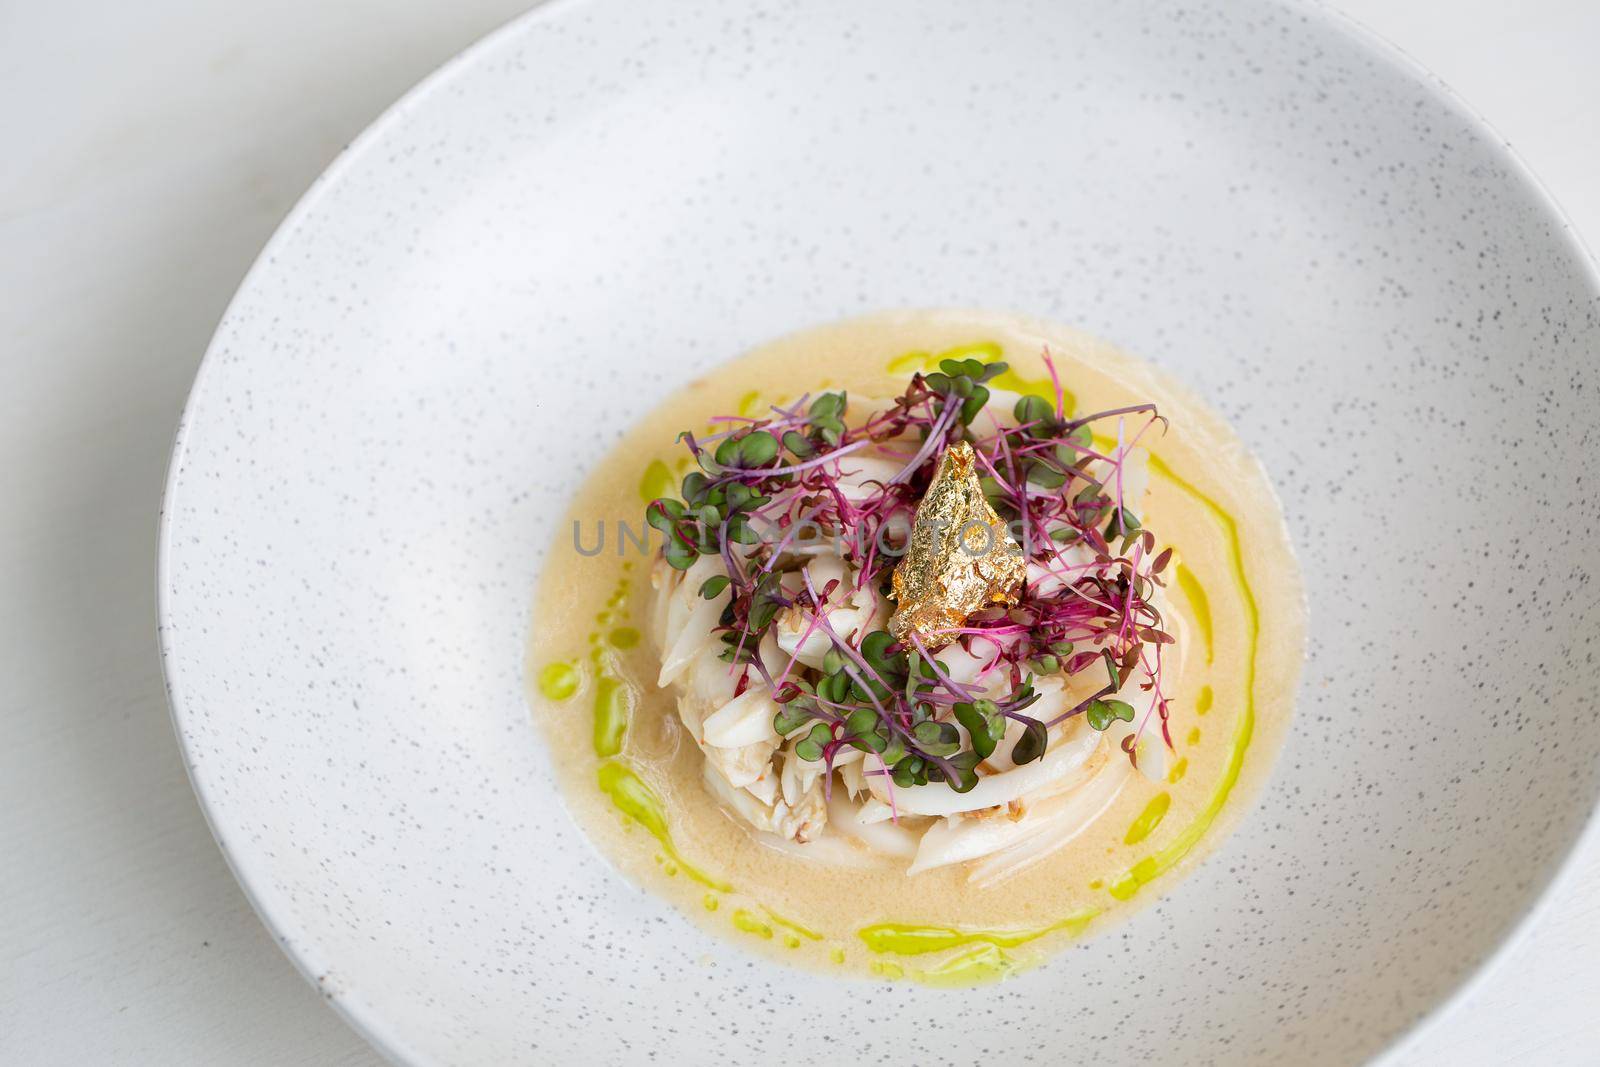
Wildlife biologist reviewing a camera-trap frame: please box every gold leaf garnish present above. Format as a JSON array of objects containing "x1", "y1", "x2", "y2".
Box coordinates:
[{"x1": 888, "y1": 442, "x2": 1025, "y2": 648}]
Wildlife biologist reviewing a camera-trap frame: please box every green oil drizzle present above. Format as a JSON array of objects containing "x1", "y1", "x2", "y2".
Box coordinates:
[
  {"x1": 1106, "y1": 455, "x2": 1259, "y2": 902},
  {"x1": 886, "y1": 350, "x2": 930, "y2": 374},
  {"x1": 596, "y1": 761, "x2": 730, "y2": 891},
  {"x1": 1124, "y1": 792, "x2": 1172, "y2": 845},
  {"x1": 783, "y1": 935, "x2": 802, "y2": 949},
  {"x1": 936, "y1": 340, "x2": 1004, "y2": 362},
  {"x1": 736, "y1": 390, "x2": 764, "y2": 417},
  {"x1": 1176, "y1": 562, "x2": 1214, "y2": 664},
  {"x1": 858, "y1": 908, "x2": 1099, "y2": 957},
  {"x1": 1196, "y1": 685, "x2": 1214, "y2": 716},
  {"x1": 1187, "y1": 726, "x2": 1201, "y2": 746},
  {"x1": 1167, "y1": 757, "x2": 1189, "y2": 785},
  {"x1": 870, "y1": 960, "x2": 905, "y2": 980},
  {"x1": 830, "y1": 948, "x2": 847, "y2": 965},
  {"x1": 765, "y1": 910, "x2": 822, "y2": 942},
  {"x1": 639, "y1": 459, "x2": 676, "y2": 503},
  {"x1": 592, "y1": 676, "x2": 632, "y2": 758},
  {"x1": 732, "y1": 908, "x2": 774, "y2": 940},
  {"x1": 913, "y1": 944, "x2": 1017, "y2": 987},
  {"x1": 702, "y1": 894, "x2": 719, "y2": 912},
  {"x1": 607, "y1": 626, "x2": 640, "y2": 650},
  {"x1": 536, "y1": 661, "x2": 579, "y2": 701}
]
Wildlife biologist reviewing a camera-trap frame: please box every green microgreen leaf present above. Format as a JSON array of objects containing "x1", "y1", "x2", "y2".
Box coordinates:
[
  {"x1": 782, "y1": 430, "x2": 815, "y2": 459},
  {"x1": 844, "y1": 707, "x2": 878, "y2": 738},
  {"x1": 1026, "y1": 462, "x2": 1067, "y2": 489},
  {"x1": 1010, "y1": 717, "x2": 1048, "y2": 765},
  {"x1": 945, "y1": 750, "x2": 981, "y2": 793},
  {"x1": 959, "y1": 385, "x2": 990, "y2": 425},
  {"x1": 912, "y1": 719, "x2": 960, "y2": 757},
  {"x1": 794, "y1": 722, "x2": 832, "y2": 762},
  {"x1": 663, "y1": 537, "x2": 696, "y2": 570},
  {"x1": 644, "y1": 498, "x2": 683, "y2": 532},
  {"x1": 953, "y1": 699, "x2": 1006, "y2": 761},
  {"x1": 738, "y1": 430, "x2": 779, "y2": 467},
  {"x1": 1085, "y1": 698, "x2": 1137, "y2": 732},
  {"x1": 1014, "y1": 394, "x2": 1053, "y2": 428},
  {"x1": 773, "y1": 704, "x2": 814, "y2": 736}
]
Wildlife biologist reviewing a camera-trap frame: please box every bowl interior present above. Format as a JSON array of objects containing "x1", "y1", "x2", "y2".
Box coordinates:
[{"x1": 161, "y1": 1, "x2": 1600, "y2": 1063}]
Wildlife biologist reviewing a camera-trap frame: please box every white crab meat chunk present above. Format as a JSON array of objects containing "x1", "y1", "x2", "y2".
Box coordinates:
[
  {"x1": 967, "y1": 739, "x2": 1134, "y2": 887},
  {"x1": 826, "y1": 788, "x2": 921, "y2": 858},
  {"x1": 779, "y1": 745, "x2": 822, "y2": 807},
  {"x1": 702, "y1": 687, "x2": 782, "y2": 748},
  {"x1": 909, "y1": 803, "x2": 1054, "y2": 875},
  {"x1": 774, "y1": 554, "x2": 879, "y2": 670},
  {"x1": 657, "y1": 555, "x2": 731, "y2": 687},
  {"x1": 831, "y1": 453, "x2": 903, "y2": 505},
  {"x1": 865, "y1": 716, "x2": 1103, "y2": 819},
  {"x1": 678, "y1": 631, "x2": 785, "y2": 734},
  {"x1": 933, "y1": 638, "x2": 1005, "y2": 688},
  {"x1": 700, "y1": 761, "x2": 826, "y2": 843},
  {"x1": 1024, "y1": 542, "x2": 1098, "y2": 599},
  {"x1": 691, "y1": 709, "x2": 777, "y2": 790}
]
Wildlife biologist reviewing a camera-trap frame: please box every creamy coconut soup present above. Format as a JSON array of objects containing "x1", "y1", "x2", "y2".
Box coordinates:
[{"x1": 528, "y1": 310, "x2": 1304, "y2": 984}]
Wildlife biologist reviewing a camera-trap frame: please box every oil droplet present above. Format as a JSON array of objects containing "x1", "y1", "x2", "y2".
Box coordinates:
[
  {"x1": 596, "y1": 761, "x2": 731, "y2": 891},
  {"x1": 1187, "y1": 726, "x2": 1201, "y2": 746},
  {"x1": 536, "y1": 662, "x2": 580, "y2": 701},
  {"x1": 592, "y1": 676, "x2": 633, "y2": 757},
  {"x1": 608, "y1": 626, "x2": 640, "y2": 650},
  {"x1": 830, "y1": 948, "x2": 846, "y2": 965},
  {"x1": 1176, "y1": 563, "x2": 1214, "y2": 665},
  {"x1": 1124, "y1": 792, "x2": 1171, "y2": 845},
  {"x1": 702, "y1": 894, "x2": 719, "y2": 912},
  {"x1": 783, "y1": 935, "x2": 801, "y2": 949},
  {"x1": 1108, "y1": 856, "x2": 1160, "y2": 901},
  {"x1": 1088, "y1": 879, "x2": 1104, "y2": 890},
  {"x1": 639, "y1": 458, "x2": 676, "y2": 503},
  {"x1": 663, "y1": 863, "x2": 678, "y2": 877},
  {"x1": 737, "y1": 390, "x2": 763, "y2": 417},
  {"x1": 1196, "y1": 684, "x2": 1214, "y2": 715},
  {"x1": 731, "y1": 909, "x2": 773, "y2": 940},
  {"x1": 870, "y1": 960, "x2": 905, "y2": 980},
  {"x1": 1167, "y1": 757, "x2": 1189, "y2": 784}
]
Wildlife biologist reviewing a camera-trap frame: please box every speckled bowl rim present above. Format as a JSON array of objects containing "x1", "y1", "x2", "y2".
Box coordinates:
[{"x1": 157, "y1": 1, "x2": 1600, "y2": 1063}]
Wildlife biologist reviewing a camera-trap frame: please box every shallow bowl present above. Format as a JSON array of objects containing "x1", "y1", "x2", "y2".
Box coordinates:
[{"x1": 160, "y1": 1, "x2": 1600, "y2": 1063}]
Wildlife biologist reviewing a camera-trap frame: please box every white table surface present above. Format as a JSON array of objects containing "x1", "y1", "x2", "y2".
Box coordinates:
[{"x1": 3, "y1": 1, "x2": 1597, "y2": 1063}]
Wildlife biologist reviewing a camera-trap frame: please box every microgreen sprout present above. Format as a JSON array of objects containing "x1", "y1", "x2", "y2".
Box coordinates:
[{"x1": 645, "y1": 350, "x2": 1175, "y2": 785}]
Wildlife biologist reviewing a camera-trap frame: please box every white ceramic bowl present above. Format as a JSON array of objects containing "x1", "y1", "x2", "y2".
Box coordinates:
[{"x1": 160, "y1": 1, "x2": 1600, "y2": 1063}]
